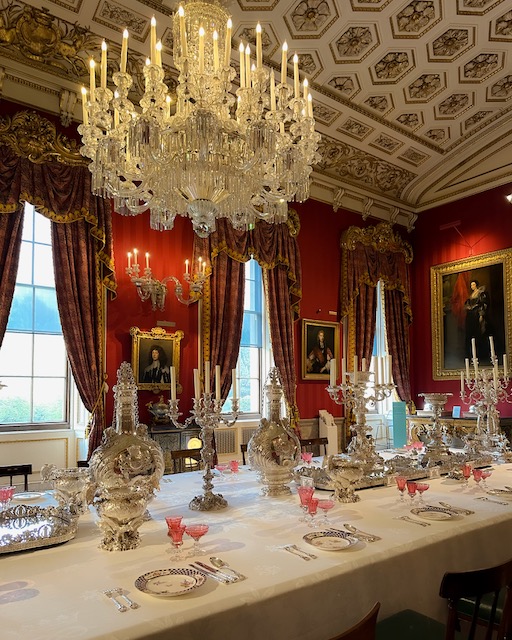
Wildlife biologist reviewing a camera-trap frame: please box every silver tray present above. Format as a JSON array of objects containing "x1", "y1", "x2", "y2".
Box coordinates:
[{"x1": 0, "y1": 504, "x2": 78, "y2": 554}]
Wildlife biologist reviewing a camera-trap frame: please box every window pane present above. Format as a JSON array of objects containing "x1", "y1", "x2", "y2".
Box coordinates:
[
  {"x1": 7, "y1": 285, "x2": 33, "y2": 331},
  {"x1": 0, "y1": 377, "x2": 32, "y2": 423},
  {"x1": 34, "y1": 335, "x2": 66, "y2": 376},
  {"x1": 238, "y1": 377, "x2": 260, "y2": 413},
  {"x1": 0, "y1": 333, "x2": 33, "y2": 376},
  {"x1": 22, "y1": 204, "x2": 34, "y2": 242},
  {"x1": 241, "y1": 311, "x2": 262, "y2": 347},
  {"x1": 33, "y1": 244, "x2": 54, "y2": 287},
  {"x1": 34, "y1": 287, "x2": 61, "y2": 332},
  {"x1": 17, "y1": 241, "x2": 33, "y2": 285},
  {"x1": 33, "y1": 378, "x2": 66, "y2": 422},
  {"x1": 34, "y1": 211, "x2": 51, "y2": 244}
]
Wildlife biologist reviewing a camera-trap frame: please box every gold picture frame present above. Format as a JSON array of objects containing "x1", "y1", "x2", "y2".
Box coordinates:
[
  {"x1": 431, "y1": 249, "x2": 512, "y2": 379},
  {"x1": 130, "y1": 326, "x2": 184, "y2": 391},
  {"x1": 302, "y1": 319, "x2": 340, "y2": 380}
]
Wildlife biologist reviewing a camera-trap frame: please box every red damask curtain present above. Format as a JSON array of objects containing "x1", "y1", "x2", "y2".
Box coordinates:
[
  {"x1": 0, "y1": 111, "x2": 115, "y2": 454},
  {"x1": 196, "y1": 214, "x2": 302, "y2": 426},
  {"x1": 341, "y1": 223, "x2": 413, "y2": 403}
]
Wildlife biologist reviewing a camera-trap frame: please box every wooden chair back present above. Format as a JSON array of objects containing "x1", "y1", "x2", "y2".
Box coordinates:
[
  {"x1": 300, "y1": 437, "x2": 329, "y2": 456},
  {"x1": 0, "y1": 464, "x2": 32, "y2": 491},
  {"x1": 170, "y1": 448, "x2": 202, "y2": 474},
  {"x1": 329, "y1": 602, "x2": 380, "y2": 640},
  {"x1": 240, "y1": 443, "x2": 248, "y2": 465},
  {"x1": 441, "y1": 557, "x2": 512, "y2": 640}
]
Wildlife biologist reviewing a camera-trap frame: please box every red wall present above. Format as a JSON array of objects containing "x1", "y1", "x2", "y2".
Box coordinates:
[{"x1": 409, "y1": 184, "x2": 512, "y2": 416}]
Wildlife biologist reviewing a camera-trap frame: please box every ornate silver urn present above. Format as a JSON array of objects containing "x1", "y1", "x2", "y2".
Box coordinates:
[
  {"x1": 248, "y1": 368, "x2": 301, "y2": 496},
  {"x1": 88, "y1": 362, "x2": 165, "y2": 551},
  {"x1": 41, "y1": 465, "x2": 91, "y2": 516}
]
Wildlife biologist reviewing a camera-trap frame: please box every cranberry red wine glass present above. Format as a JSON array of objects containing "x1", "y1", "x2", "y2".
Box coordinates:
[
  {"x1": 297, "y1": 486, "x2": 314, "y2": 522},
  {"x1": 185, "y1": 523, "x2": 209, "y2": 555},
  {"x1": 395, "y1": 476, "x2": 407, "y2": 502}
]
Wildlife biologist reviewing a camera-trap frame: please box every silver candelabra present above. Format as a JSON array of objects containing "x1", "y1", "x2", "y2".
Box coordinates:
[
  {"x1": 327, "y1": 367, "x2": 394, "y2": 475},
  {"x1": 461, "y1": 352, "x2": 511, "y2": 457},
  {"x1": 167, "y1": 391, "x2": 240, "y2": 511}
]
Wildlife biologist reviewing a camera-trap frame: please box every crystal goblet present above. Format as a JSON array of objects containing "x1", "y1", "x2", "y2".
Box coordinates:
[
  {"x1": 0, "y1": 486, "x2": 15, "y2": 511},
  {"x1": 297, "y1": 485, "x2": 314, "y2": 522},
  {"x1": 480, "y1": 469, "x2": 492, "y2": 489},
  {"x1": 301, "y1": 452, "x2": 313, "y2": 466},
  {"x1": 229, "y1": 460, "x2": 240, "y2": 475},
  {"x1": 185, "y1": 523, "x2": 209, "y2": 555},
  {"x1": 406, "y1": 480, "x2": 417, "y2": 504},
  {"x1": 167, "y1": 524, "x2": 187, "y2": 561},
  {"x1": 416, "y1": 482, "x2": 430, "y2": 503},
  {"x1": 317, "y1": 497, "x2": 335, "y2": 526},
  {"x1": 306, "y1": 497, "x2": 319, "y2": 527},
  {"x1": 165, "y1": 515, "x2": 183, "y2": 530},
  {"x1": 215, "y1": 463, "x2": 229, "y2": 481},
  {"x1": 462, "y1": 463, "x2": 472, "y2": 488},
  {"x1": 395, "y1": 476, "x2": 407, "y2": 502},
  {"x1": 472, "y1": 468, "x2": 483, "y2": 489}
]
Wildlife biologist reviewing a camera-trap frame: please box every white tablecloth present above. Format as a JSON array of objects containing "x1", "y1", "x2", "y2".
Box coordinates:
[{"x1": 3, "y1": 464, "x2": 512, "y2": 640}]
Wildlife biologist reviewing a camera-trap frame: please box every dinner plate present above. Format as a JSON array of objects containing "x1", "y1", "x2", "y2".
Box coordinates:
[
  {"x1": 134, "y1": 568, "x2": 206, "y2": 597},
  {"x1": 411, "y1": 506, "x2": 459, "y2": 521},
  {"x1": 11, "y1": 492, "x2": 44, "y2": 501},
  {"x1": 303, "y1": 530, "x2": 358, "y2": 551}
]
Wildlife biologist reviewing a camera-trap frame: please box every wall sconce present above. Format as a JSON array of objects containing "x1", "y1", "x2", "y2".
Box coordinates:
[{"x1": 126, "y1": 250, "x2": 207, "y2": 311}]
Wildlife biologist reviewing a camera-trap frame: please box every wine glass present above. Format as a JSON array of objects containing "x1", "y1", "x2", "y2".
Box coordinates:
[
  {"x1": 301, "y1": 452, "x2": 313, "y2": 466},
  {"x1": 229, "y1": 460, "x2": 240, "y2": 475},
  {"x1": 480, "y1": 469, "x2": 493, "y2": 490},
  {"x1": 297, "y1": 485, "x2": 314, "y2": 522},
  {"x1": 306, "y1": 497, "x2": 319, "y2": 527},
  {"x1": 167, "y1": 524, "x2": 187, "y2": 560},
  {"x1": 472, "y1": 468, "x2": 483, "y2": 489},
  {"x1": 165, "y1": 515, "x2": 183, "y2": 530},
  {"x1": 0, "y1": 486, "x2": 15, "y2": 511},
  {"x1": 406, "y1": 480, "x2": 417, "y2": 504},
  {"x1": 416, "y1": 482, "x2": 430, "y2": 504},
  {"x1": 185, "y1": 523, "x2": 209, "y2": 555},
  {"x1": 462, "y1": 463, "x2": 472, "y2": 489},
  {"x1": 317, "y1": 497, "x2": 335, "y2": 526},
  {"x1": 215, "y1": 463, "x2": 229, "y2": 481},
  {"x1": 395, "y1": 476, "x2": 407, "y2": 502}
]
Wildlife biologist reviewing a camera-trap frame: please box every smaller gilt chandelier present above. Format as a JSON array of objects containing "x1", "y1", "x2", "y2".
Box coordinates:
[{"x1": 79, "y1": 0, "x2": 320, "y2": 237}]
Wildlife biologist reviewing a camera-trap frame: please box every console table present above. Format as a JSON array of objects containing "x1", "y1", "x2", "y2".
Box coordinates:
[{"x1": 148, "y1": 423, "x2": 201, "y2": 473}]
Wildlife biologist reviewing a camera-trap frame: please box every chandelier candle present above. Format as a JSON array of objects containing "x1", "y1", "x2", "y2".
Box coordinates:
[{"x1": 79, "y1": 1, "x2": 320, "y2": 238}]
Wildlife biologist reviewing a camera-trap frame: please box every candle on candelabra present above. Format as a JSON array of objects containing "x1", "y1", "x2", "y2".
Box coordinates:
[
  {"x1": 193, "y1": 369, "x2": 200, "y2": 400},
  {"x1": 361, "y1": 357, "x2": 366, "y2": 372},
  {"x1": 155, "y1": 40, "x2": 162, "y2": 67},
  {"x1": 81, "y1": 87, "x2": 88, "y2": 125},
  {"x1": 353, "y1": 355, "x2": 358, "y2": 384},
  {"x1": 150, "y1": 17, "x2": 157, "y2": 63},
  {"x1": 270, "y1": 70, "x2": 276, "y2": 110},
  {"x1": 224, "y1": 18, "x2": 232, "y2": 67},
  {"x1": 170, "y1": 366, "x2": 177, "y2": 401},
  {"x1": 460, "y1": 371, "x2": 464, "y2": 397},
  {"x1": 239, "y1": 42, "x2": 245, "y2": 88},
  {"x1": 372, "y1": 356, "x2": 378, "y2": 385},
  {"x1": 178, "y1": 6, "x2": 187, "y2": 58},
  {"x1": 490, "y1": 335, "x2": 496, "y2": 360},
  {"x1": 465, "y1": 358, "x2": 470, "y2": 380},
  {"x1": 204, "y1": 361, "x2": 210, "y2": 395},
  {"x1": 293, "y1": 53, "x2": 299, "y2": 99},
  {"x1": 121, "y1": 29, "x2": 128, "y2": 73},
  {"x1": 245, "y1": 44, "x2": 251, "y2": 88},
  {"x1": 215, "y1": 365, "x2": 221, "y2": 401},
  {"x1": 281, "y1": 42, "x2": 288, "y2": 85},
  {"x1": 387, "y1": 355, "x2": 392, "y2": 383},
  {"x1": 330, "y1": 359, "x2": 336, "y2": 387},
  {"x1": 185, "y1": 259, "x2": 189, "y2": 275},
  {"x1": 213, "y1": 30, "x2": 219, "y2": 71},
  {"x1": 100, "y1": 40, "x2": 107, "y2": 89},
  {"x1": 471, "y1": 338, "x2": 477, "y2": 363},
  {"x1": 145, "y1": 252, "x2": 150, "y2": 269},
  {"x1": 89, "y1": 59, "x2": 96, "y2": 102},
  {"x1": 493, "y1": 367, "x2": 499, "y2": 389},
  {"x1": 198, "y1": 26, "x2": 205, "y2": 73},
  {"x1": 341, "y1": 357, "x2": 346, "y2": 382},
  {"x1": 256, "y1": 23, "x2": 262, "y2": 69},
  {"x1": 127, "y1": 252, "x2": 132, "y2": 268},
  {"x1": 232, "y1": 369, "x2": 237, "y2": 400},
  {"x1": 504, "y1": 354, "x2": 508, "y2": 378}
]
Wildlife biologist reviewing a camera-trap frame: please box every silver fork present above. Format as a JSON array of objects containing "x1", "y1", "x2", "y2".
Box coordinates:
[
  {"x1": 282, "y1": 545, "x2": 311, "y2": 561},
  {"x1": 103, "y1": 589, "x2": 128, "y2": 612},
  {"x1": 113, "y1": 588, "x2": 140, "y2": 609},
  {"x1": 393, "y1": 515, "x2": 430, "y2": 527}
]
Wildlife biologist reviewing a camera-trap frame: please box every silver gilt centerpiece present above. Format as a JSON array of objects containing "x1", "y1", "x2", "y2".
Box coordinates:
[
  {"x1": 88, "y1": 362, "x2": 164, "y2": 551},
  {"x1": 248, "y1": 368, "x2": 301, "y2": 496}
]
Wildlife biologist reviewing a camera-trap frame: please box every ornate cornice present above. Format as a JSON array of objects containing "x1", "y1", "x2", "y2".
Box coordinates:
[
  {"x1": 341, "y1": 222, "x2": 413, "y2": 262},
  {"x1": 0, "y1": 110, "x2": 86, "y2": 165}
]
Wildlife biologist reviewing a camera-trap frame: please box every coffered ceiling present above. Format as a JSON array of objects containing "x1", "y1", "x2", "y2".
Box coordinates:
[{"x1": 1, "y1": 0, "x2": 511, "y2": 229}]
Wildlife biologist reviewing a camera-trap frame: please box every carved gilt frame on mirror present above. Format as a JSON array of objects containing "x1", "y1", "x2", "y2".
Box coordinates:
[
  {"x1": 130, "y1": 327, "x2": 184, "y2": 391},
  {"x1": 431, "y1": 249, "x2": 512, "y2": 379}
]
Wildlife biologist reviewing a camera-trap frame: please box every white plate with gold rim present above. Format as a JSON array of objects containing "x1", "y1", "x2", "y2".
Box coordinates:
[
  {"x1": 411, "y1": 506, "x2": 459, "y2": 521},
  {"x1": 303, "y1": 530, "x2": 358, "y2": 551},
  {"x1": 135, "y1": 568, "x2": 206, "y2": 597},
  {"x1": 11, "y1": 492, "x2": 44, "y2": 501}
]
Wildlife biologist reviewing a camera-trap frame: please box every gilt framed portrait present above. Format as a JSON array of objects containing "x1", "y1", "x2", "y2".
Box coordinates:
[
  {"x1": 130, "y1": 326, "x2": 184, "y2": 390},
  {"x1": 302, "y1": 319, "x2": 340, "y2": 380},
  {"x1": 431, "y1": 249, "x2": 512, "y2": 379}
]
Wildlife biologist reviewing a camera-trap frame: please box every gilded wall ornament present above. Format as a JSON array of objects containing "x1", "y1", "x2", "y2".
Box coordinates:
[{"x1": 341, "y1": 222, "x2": 413, "y2": 262}]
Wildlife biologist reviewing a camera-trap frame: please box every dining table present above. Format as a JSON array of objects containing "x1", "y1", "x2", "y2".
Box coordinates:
[{"x1": 2, "y1": 459, "x2": 512, "y2": 640}]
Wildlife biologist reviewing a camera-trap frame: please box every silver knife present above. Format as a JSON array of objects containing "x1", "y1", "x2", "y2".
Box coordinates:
[
  {"x1": 189, "y1": 563, "x2": 230, "y2": 584},
  {"x1": 194, "y1": 561, "x2": 238, "y2": 583},
  {"x1": 282, "y1": 545, "x2": 311, "y2": 561}
]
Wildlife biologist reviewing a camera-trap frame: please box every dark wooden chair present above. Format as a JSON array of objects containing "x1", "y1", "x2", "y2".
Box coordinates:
[
  {"x1": 300, "y1": 437, "x2": 328, "y2": 456},
  {"x1": 329, "y1": 602, "x2": 380, "y2": 640},
  {"x1": 76, "y1": 460, "x2": 89, "y2": 468},
  {"x1": 0, "y1": 464, "x2": 32, "y2": 491},
  {"x1": 376, "y1": 557, "x2": 512, "y2": 640},
  {"x1": 240, "y1": 443, "x2": 248, "y2": 465},
  {"x1": 170, "y1": 448, "x2": 202, "y2": 474}
]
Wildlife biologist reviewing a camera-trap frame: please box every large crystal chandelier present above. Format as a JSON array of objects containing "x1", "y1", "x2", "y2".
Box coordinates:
[{"x1": 79, "y1": 0, "x2": 320, "y2": 237}]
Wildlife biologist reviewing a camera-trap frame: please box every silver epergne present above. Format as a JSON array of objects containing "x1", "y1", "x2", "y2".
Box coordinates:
[
  {"x1": 167, "y1": 389, "x2": 240, "y2": 511},
  {"x1": 418, "y1": 392, "x2": 452, "y2": 467}
]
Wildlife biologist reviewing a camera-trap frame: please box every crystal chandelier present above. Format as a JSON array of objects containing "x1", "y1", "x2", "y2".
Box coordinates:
[{"x1": 79, "y1": 0, "x2": 320, "y2": 237}]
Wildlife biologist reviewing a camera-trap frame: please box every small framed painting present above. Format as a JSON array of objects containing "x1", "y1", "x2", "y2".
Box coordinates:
[
  {"x1": 301, "y1": 319, "x2": 340, "y2": 381},
  {"x1": 130, "y1": 326, "x2": 184, "y2": 391}
]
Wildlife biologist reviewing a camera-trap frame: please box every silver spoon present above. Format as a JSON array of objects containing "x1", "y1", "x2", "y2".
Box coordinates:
[{"x1": 210, "y1": 557, "x2": 247, "y2": 580}]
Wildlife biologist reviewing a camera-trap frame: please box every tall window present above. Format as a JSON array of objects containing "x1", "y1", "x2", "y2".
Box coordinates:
[
  {"x1": 229, "y1": 259, "x2": 271, "y2": 416},
  {"x1": 371, "y1": 280, "x2": 394, "y2": 416},
  {"x1": 0, "y1": 203, "x2": 69, "y2": 427}
]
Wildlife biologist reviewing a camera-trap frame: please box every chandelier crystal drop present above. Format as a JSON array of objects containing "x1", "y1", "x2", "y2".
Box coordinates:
[{"x1": 79, "y1": 0, "x2": 321, "y2": 237}]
